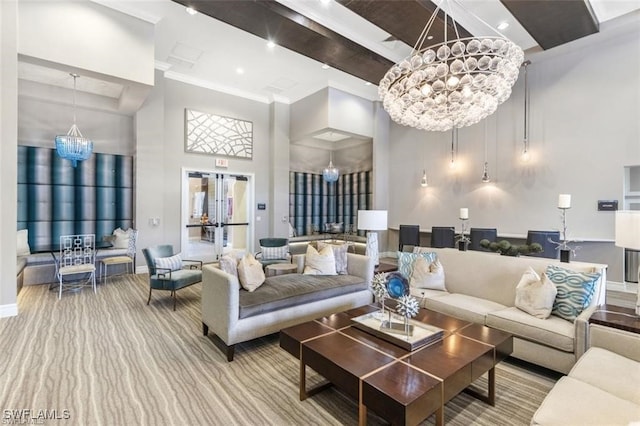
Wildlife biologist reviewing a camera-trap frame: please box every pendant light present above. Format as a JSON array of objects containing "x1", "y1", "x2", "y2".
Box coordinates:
[
  {"x1": 521, "y1": 60, "x2": 532, "y2": 162},
  {"x1": 421, "y1": 170, "x2": 428, "y2": 187},
  {"x1": 54, "y1": 73, "x2": 93, "y2": 167},
  {"x1": 322, "y1": 143, "x2": 339, "y2": 183},
  {"x1": 482, "y1": 120, "x2": 491, "y2": 183},
  {"x1": 449, "y1": 128, "x2": 458, "y2": 169}
]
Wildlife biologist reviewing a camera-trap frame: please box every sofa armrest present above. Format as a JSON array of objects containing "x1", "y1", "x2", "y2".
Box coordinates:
[
  {"x1": 202, "y1": 265, "x2": 240, "y2": 344},
  {"x1": 589, "y1": 324, "x2": 640, "y2": 362},
  {"x1": 575, "y1": 304, "x2": 598, "y2": 359},
  {"x1": 346, "y1": 253, "x2": 373, "y2": 285}
]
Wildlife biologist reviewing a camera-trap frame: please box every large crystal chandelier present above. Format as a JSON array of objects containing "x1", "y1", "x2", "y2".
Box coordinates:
[
  {"x1": 379, "y1": 0, "x2": 525, "y2": 132},
  {"x1": 55, "y1": 73, "x2": 93, "y2": 167},
  {"x1": 322, "y1": 150, "x2": 339, "y2": 183}
]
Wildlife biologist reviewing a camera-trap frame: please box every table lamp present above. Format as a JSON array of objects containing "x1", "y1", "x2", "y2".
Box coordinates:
[
  {"x1": 357, "y1": 210, "x2": 388, "y2": 266},
  {"x1": 614, "y1": 210, "x2": 640, "y2": 316}
]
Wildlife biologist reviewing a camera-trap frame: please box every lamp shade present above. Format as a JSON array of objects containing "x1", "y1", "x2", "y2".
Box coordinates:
[
  {"x1": 615, "y1": 211, "x2": 640, "y2": 250},
  {"x1": 357, "y1": 210, "x2": 388, "y2": 231}
]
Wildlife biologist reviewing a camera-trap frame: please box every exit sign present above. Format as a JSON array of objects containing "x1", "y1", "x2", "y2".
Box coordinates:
[{"x1": 215, "y1": 158, "x2": 229, "y2": 168}]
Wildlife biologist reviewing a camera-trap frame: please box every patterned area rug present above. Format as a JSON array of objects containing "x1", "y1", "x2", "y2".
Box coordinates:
[{"x1": 0, "y1": 275, "x2": 556, "y2": 425}]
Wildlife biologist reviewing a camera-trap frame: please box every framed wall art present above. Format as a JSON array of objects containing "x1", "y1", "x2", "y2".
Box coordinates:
[{"x1": 185, "y1": 108, "x2": 253, "y2": 159}]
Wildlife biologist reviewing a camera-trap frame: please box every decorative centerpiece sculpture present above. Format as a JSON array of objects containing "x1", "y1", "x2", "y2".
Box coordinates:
[
  {"x1": 370, "y1": 272, "x2": 389, "y2": 320},
  {"x1": 381, "y1": 272, "x2": 420, "y2": 339}
]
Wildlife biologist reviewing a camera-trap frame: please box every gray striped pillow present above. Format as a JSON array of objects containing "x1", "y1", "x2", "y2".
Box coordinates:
[{"x1": 155, "y1": 254, "x2": 183, "y2": 272}]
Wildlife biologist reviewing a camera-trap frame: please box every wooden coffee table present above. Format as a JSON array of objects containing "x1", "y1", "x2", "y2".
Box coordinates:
[{"x1": 280, "y1": 305, "x2": 512, "y2": 426}]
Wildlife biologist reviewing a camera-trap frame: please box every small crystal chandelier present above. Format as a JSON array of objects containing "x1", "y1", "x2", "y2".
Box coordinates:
[
  {"x1": 55, "y1": 73, "x2": 93, "y2": 167},
  {"x1": 322, "y1": 149, "x2": 339, "y2": 183},
  {"x1": 378, "y1": 0, "x2": 524, "y2": 132}
]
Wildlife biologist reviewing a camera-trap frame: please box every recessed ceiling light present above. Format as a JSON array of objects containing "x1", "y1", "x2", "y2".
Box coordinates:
[
  {"x1": 267, "y1": 40, "x2": 276, "y2": 48},
  {"x1": 365, "y1": 82, "x2": 372, "y2": 86},
  {"x1": 185, "y1": 7, "x2": 197, "y2": 15},
  {"x1": 427, "y1": 35, "x2": 434, "y2": 40},
  {"x1": 320, "y1": 0, "x2": 331, "y2": 5},
  {"x1": 497, "y1": 21, "x2": 509, "y2": 30},
  {"x1": 321, "y1": 64, "x2": 330, "y2": 70},
  {"x1": 236, "y1": 67, "x2": 244, "y2": 75}
]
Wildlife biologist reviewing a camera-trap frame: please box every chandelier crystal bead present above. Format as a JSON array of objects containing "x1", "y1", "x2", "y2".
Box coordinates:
[{"x1": 379, "y1": 1, "x2": 524, "y2": 132}]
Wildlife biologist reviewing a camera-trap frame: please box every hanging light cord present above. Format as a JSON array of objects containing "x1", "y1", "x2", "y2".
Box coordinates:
[{"x1": 523, "y1": 61, "x2": 531, "y2": 150}]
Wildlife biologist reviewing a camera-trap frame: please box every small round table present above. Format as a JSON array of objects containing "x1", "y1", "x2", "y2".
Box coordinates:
[{"x1": 265, "y1": 263, "x2": 297, "y2": 277}]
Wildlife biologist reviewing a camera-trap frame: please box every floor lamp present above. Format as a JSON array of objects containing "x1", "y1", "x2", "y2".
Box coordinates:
[
  {"x1": 357, "y1": 210, "x2": 388, "y2": 266},
  {"x1": 614, "y1": 210, "x2": 640, "y2": 316}
]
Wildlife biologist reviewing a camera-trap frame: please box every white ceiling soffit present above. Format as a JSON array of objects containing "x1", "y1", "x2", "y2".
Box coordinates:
[
  {"x1": 589, "y1": 0, "x2": 640, "y2": 23},
  {"x1": 294, "y1": 137, "x2": 371, "y2": 151},
  {"x1": 313, "y1": 131, "x2": 352, "y2": 142}
]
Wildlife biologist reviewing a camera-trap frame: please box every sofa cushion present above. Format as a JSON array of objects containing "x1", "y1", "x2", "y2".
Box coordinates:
[
  {"x1": 303, "y1": 244, "x2": 337, "y2": 275},
  {"x1": 155, "y1": 254, "x2": 183, "y2": 272},
  {"x1": 150, "y1": 269, "x2": 202, "y2": 290},
  {"x1": 531, "y1": 376, "x2": 640, "y2": 426},
  {"x1": 547, "y1": 265, "x2": 600, "y2": 322},
  {"x1": 239, "y1": 274, "x2": 365, "y2": 319},
  {"x1": 410, "y1": 257, "x2": 446, "y2": 290},
  {"x1": 238, "y1": 254, "x2": 265, "y2": 292},
  {"x1": 219, "y1": 256, "x2": 239, "y2": 280},
  {"x1": 397, "y1": 251, "x2": 436, "y2": 280},
  {"x1": 17, "y1": 229, "x2": 31, "y2": 256},
  {"x1": 515, "y1": 267, "x2": 557, "y2": 319},
  {"x1": 409, "y1": 287, "x2": 448, "y2": 307},
  {"x1": 569, "y1": 347, "x2": 640, "y2": 405},
  {"x1": 112, "y1": 227, "x2": 133, "y2": 249},
  {"x1": 425, "y1": 293, "x2": 507, "y2": 324},
  {"x1": 486, "y1": 307, "x2": 574, "y2": 352},
  {"x1": 317, "y1": 241, "x2": 348, "y2": 275},
  {"x1": 260, "y1": 245, "x2": 288, "y2": 260}
]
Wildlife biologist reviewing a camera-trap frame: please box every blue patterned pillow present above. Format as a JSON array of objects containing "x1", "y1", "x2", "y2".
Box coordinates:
[
  {"x1": 397, "y1": 251, "x2": 436, "y2": 280},
  {"x1": 547, "y1": 265, "x2": 601, "y2": 322}
]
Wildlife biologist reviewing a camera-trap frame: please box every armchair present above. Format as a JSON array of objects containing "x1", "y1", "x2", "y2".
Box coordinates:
[
  {"x1": 142, "y1": 244, "x2": 202, "y2": 311},
  {"x1": 254, "y1": 238, "x2": 290, "y2": 269}
]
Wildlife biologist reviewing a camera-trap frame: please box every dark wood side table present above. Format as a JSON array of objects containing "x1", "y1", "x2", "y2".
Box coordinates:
[
  {"x1": 374, "y1": 262, "x2": 397, "y2": 274},
  {"x1": 589, "y1": 304, "x2": 640, "y2": 335}
]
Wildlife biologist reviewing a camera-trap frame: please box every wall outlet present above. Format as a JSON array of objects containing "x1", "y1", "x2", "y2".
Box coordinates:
[{"x1": 149, "y1": 217, "x2": 160, "y2": 226}]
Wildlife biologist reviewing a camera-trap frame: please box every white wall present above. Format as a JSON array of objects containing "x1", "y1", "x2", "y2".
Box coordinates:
[
  {"x1": 18, "y1": 0, "x2": 154, "y2": 86},
  {"x1": 0, "y1": 0, "x2": 19, "y2": 316}
]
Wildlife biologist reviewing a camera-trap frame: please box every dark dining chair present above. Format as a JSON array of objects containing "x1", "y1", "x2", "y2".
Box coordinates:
[
  {"x1": 526, "y1": 230, "x2": 561, "y2": 259},
  {"x1": 470, "y1": 228, "x2": 497, "y2": 251},
  {"x1": 399, "y1": 225, "x2": 420, "y2": 251},
  {"x1": 430, "y1": 226, "x2": 455, "y2": 248}
]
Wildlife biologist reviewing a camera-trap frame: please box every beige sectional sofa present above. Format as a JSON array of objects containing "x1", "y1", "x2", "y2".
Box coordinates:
[
  {"x1": 531, "y1": 324, "x2": 640, "y2": 425},
  {"x1": 409, "y1": 248, "x2": 608, "y2": 374},
  {"x1": 201, "y1": 252, "x2": 374, "y2": 361}
]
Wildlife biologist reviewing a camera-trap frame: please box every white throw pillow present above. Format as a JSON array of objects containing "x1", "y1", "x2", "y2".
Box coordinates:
[
  {"x1": 303, "y1": 244, "x2": 337, "y2": 275},
  {"x1": 155, "y1": 253, "x2": 183, "y2": 272},
  {"x1": 112, "y1": 228, "x2": 132, "y2": 249},
  {"x1": 218, "y1": 255, "x2": 239, "y2": 281},
  {"x1": 17, "y1": 229, "x2": 31, "y2": 256},
  {"x1": 237, "y1": 253, "x2": 265, "y2": 292},
  {"x1": 409, "y1": 257, "x2": 446, "y2": 291},
  {"x1": 515, "y1": 267, "x2": 558, "y2": 319},
  {"x1": 317, "y1": 241, "x2": 348, "y2": 275}
]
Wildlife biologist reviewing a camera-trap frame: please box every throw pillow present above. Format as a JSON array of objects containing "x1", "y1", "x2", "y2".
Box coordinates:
[
  {"x1": 317, "y1": 241, "x2": 348, "y2": 275},
  {"x1": 303, "y1": 244, "x2": 337, "y2": 275},
  {"x1": 237, "y1": 253, "x2": 265, "y2": 292},
  {"x1": 409, "y1": 257, "x2": 446, "y2": 290},
  {"x1": 397, "y1": 251, "x2": 436, "y2": 280},
  {"x1": 17, "y1": 229, "x2": 31, "y2": 256},
  {"x1": 155, "y1": 253, "x2": 182, "y2": 272},
  {"x1": 260, "y1": 245, "x2": 288, "y2": 260},
  {"x1": 547, "y1": 265, "x2": 601, "y2": 322},
  {"x1": 514, "y1": 267, "x2": 557, "y2": 319},
  {"x1": 112, "y1": 227, "x2": 132, "y2": 249},
  {"x1": 219, "y1": 255, "x2": 239, "y2": 281}
]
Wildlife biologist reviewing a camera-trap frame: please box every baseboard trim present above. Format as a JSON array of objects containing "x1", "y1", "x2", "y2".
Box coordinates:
[
  {"x1": 0, "y1": 303, "x2": 18, "y2": 318},
  {"x1": 607, "y1": 281, "x2": 638, "y2": 293}
]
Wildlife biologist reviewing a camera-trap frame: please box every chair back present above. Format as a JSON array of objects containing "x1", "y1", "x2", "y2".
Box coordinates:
[
  {"x1": 60, "y1": 234, "x2": 96, "y2": 267},
  {"x1": 469, "y1": 228, "x2": 497, "y2": 251},
  {"x1": 142, "y1": 244, "x2": 174, "y2": 276},
  {"x1": 126, "y1": 230, "x2": 139, "y2": 258},
  {"x1": 430, "y1": 226, "x2": 455, "y2": 248},
  {"x1": 526, "y1": 230, "x2": 561, "y2": 259},
  {"x1": 399, "y1": 225, "x2": 420, "y2": 251},
  {"x1": 259, "y1": 238, "x2": 288, "y2": 248}
]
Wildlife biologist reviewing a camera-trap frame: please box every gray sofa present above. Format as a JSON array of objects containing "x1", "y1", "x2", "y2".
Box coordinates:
[
  {"x1": 410, "y1": 248, "x2": 608, "y2": 374},
  {"x1": 201, "y1": 252, "x2": 374, "y2": 361},
  {"x1": 531, "y1": 324, "x2": 640, "y2": 425}
]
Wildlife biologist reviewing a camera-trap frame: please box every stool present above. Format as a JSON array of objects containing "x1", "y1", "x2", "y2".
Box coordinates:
[{"x1": 265, "y1": 263, "x2": 297, "y2": 277}]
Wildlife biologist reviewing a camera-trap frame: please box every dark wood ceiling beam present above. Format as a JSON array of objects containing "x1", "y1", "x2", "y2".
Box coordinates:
[
  {"x1": 336, "y1": 0, "x2": 472, "y2": 49},
  {"x1": 500, "y1": 0, "x2": 599, "y2": 50},
  {"x1": 172, "y1": 0, "x2": 394, "y2": 84}
]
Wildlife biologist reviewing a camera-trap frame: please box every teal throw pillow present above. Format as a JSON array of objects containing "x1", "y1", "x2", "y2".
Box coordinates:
[
  {"x1": 397, "y1": 251, "x2": 436, "y2": 280},
  {"x1": 547, "y1": 265, "x2": 601, "y2": 322}
]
